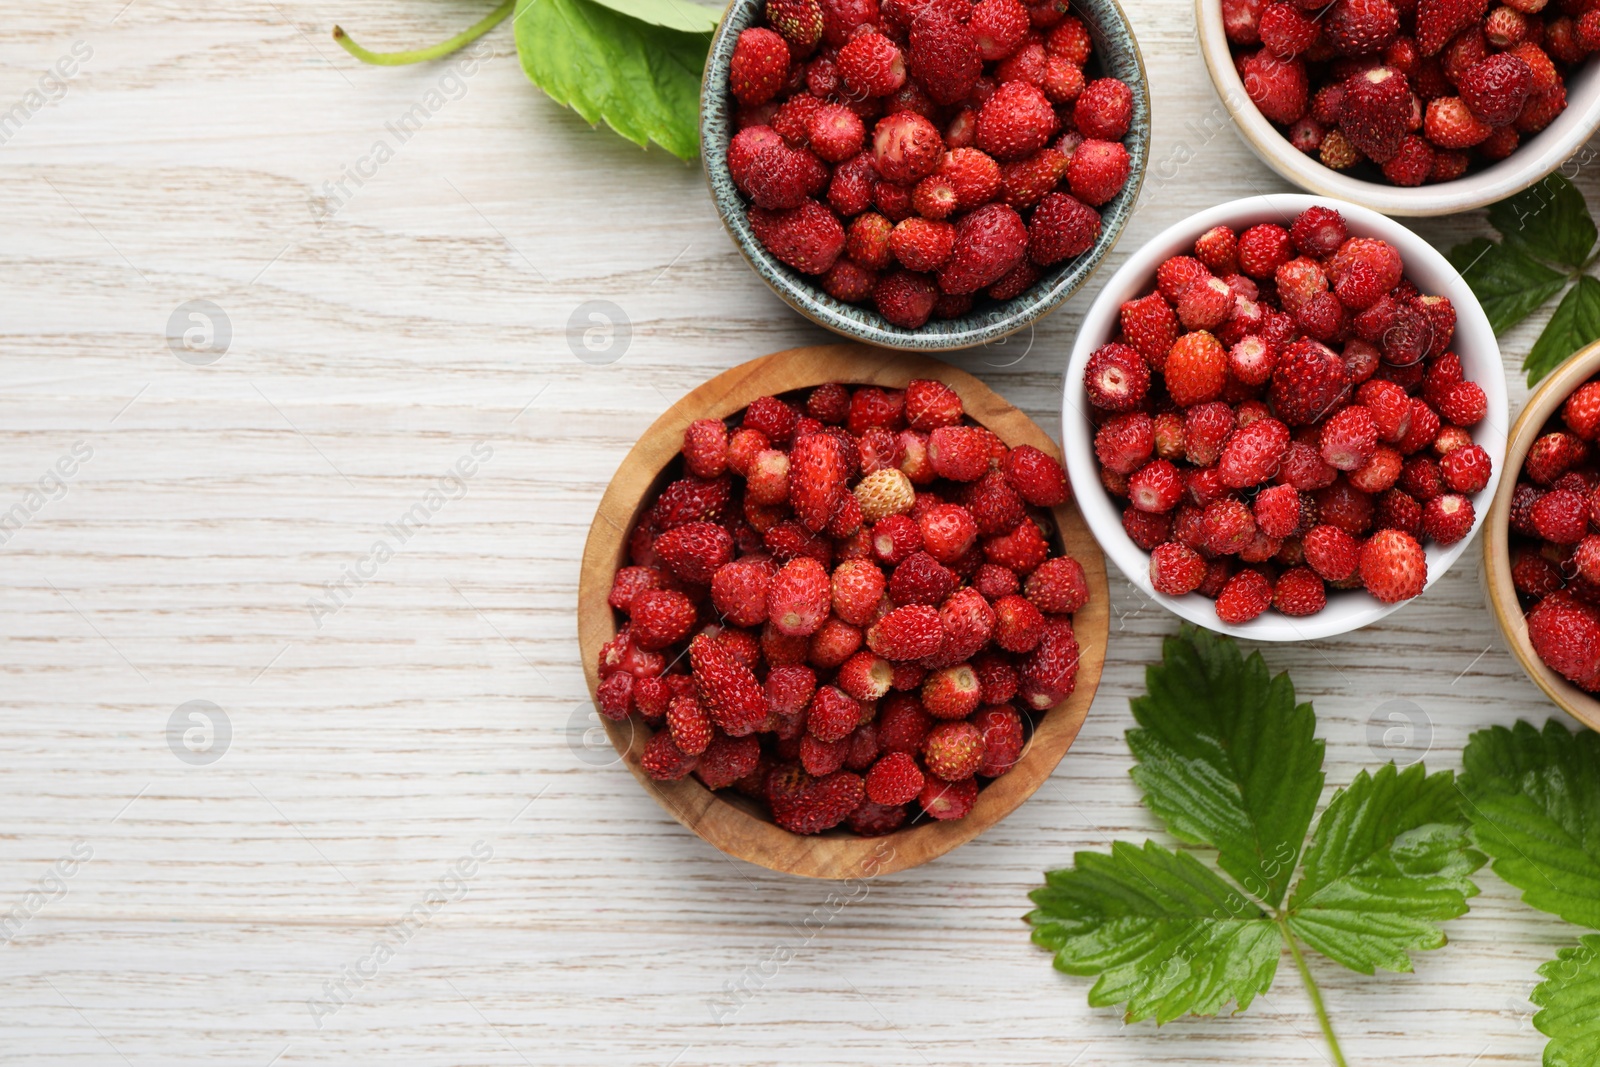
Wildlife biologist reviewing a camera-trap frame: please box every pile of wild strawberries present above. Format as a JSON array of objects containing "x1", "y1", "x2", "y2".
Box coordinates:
[
  {"x1": 724, "y1": 0, "x2": 1135, "y2": 329},
  {"x1": 1083, "y1": 205, "x2": 1493, "y2": 625},
  {"x1": 1508, "y1": 376, "x2": 1600, "y2": 690},
  {"x1": 1223, "y1": 0, "x2": 1590, "y2": 186},
  {"x1": 597, "y1": 378, "x2": 1087, "y2": 836}
]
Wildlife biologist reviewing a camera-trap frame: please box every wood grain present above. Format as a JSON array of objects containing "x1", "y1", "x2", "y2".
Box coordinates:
[
  {"x1": 576, "y1": 345, "x2": 1109, "y2": 878},
  {"x1": 0, "y1": 2, "x2": 1593, "y2": 1064}
]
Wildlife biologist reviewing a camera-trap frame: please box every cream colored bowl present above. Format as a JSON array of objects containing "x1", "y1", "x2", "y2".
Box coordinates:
[{"x1": 1195, "y1": 0, "x2": 1600, "y2": 217}]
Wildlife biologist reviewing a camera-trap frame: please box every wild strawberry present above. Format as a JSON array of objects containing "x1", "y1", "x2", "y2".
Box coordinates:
[
  {"x1": 1424, "y1": 95, "x2": 1493, "y2": 146},
  {"x1": 1359, "y1": 528, "x2": 1427, "y2": 602},
  {"x1": 1271, "y1": 340, "x2": 1350, "y2": 425},
  {"x1": 974, "y1": 80, "x2": 1059, "y2": 160},
  {"x1": 1074, "y1": 77, "x2": 1134, "y2": 141},
  {"x1": 664, "y1": 694, "x2": 714, "y2": 756},
  {"x1": 838, "y1": 31, "x2": 907, "y2": 97},
  {"x1": 919, "y1": 719, "x2": 984, "y2": 780},
  {"x1": 1215, "y1": 568, "x2": 1273, "y2": 624},
  {"x1": 989, "y1": 447, "x2": 1061, "y2": 509},
  {"x1": 866, "y1": 602, "x2": 945, "y2": 659},
  {"x1": 731, "y1": 28, "x2": 792, "y2": 106},
  {"x1": 1238, "y1": 222, "x2": 1295, "y2": 279},
  {"x1": 1024, "y1": 555, "x2": 1090, "y2": 614},
  {"x1": 1325, "y1": 0, "x2": 1401, "y2": 55},
  {"x1": 1459, "y1": 53, "x2": 1534, "y2": 127},
  {"x1": 1260, "y1": 2, "x2": 1320, "y2": 56},
  {"x1": 642, "y1": 731, "x2": 698, "y2": 780},
  {"x1": 1016, "y1": 621, "x2": 1077, "y2": 710},
  {"x1": 1528, "y1": 592, "x2": 1600, "y2": 687},
  {"x1": 609, "y1": 565, "x2": 667, "y2": 614},
  {"x1": 1238, "y1": 49, "x2": 1310, "y2": 124},
  {"x1": 654, "y1": 522, "x2": 734, "y2": 585},
  {"x1": 984, "y1": 518, "x2": 1052, "y2": 574},
  {"x1": 1273, "y1": 567, "x2": 1327, "y2": 617},
  {"x1": 1303, "y1": 523, "x2": 1361, "y2": 581},
  {"x1": 1526, "y1": 432, "x2": 1587, "y2": 486},
  {"x1": 1200, "y1": 497, "x2": 1256, "y2": 556},
  {"x1": 1081, "y1": 343, "x2": 1148, "y2": 412},
  {"x1": 1291, "y1": 205, "x2": 1348, "y2": 258},
  {"x1": 938, "y1": 202, "x2": 1030, "y2": 294},
  {"x1": 918, "y1": 773, "x2": 978, "y2": 818},
  {"x1": 689, "y1": 632, "x2": 767, "y2": 736},
  {"x1": 862, "y1": 750, "x2": 923, "y2": 804},
  {"x1": 1319, "y1": 406, "x2": 1379, "y2": 472},
  {"x1": 1349, "y1": 446, "x2": 1403, "y2": 494},
  {"x1": 1119, "y1": 292, "x2": 1180, "y2": 368},
  {"x1": 767, "y1": 765, "x2": 865, "y2": 833},
  {"x1": 629, "y1": 589, "x2": 699, "y2": 651},
  {"x1": 804, "y1": 684, "x2": 860, "y2": 742},
  {"x1": 1419, "y1": 491, "x2": 1474, "y2": 544},
  {"x1": 766, "y1": 557, "x2": 831, "y2": 637},
  {"x1": 917, "y1": 663, "x2": 980, "y2": 720},
  {"x1": 1164, "y1": 331, "x2": 1229, "y2": 407},
  {"x1": 1219, "y1": 417, "x2": 1293, "y2": 488},
  {"x1": 1066, "y1": 139, "x2": 1131, "y2": 206},
  {"x1": 1029, "y1": 191, "x2": 1102, "y2": 263},
  {"x1": 1440, "y1": 443, "x2": 1493, "y2": 493},
  {"x1": 1417, "y1": 0, "x2": 1490, "y2": 56},
  {"x1": 1530, "y1": 489, "x2": 1589, "y2": 543},
  {"x1": 750, "y1": 199, "x2": 847, "y2": 274},
  {"x1": 970, "y1": 0, "x2": 1031, "y2": 59},
  {"x1": 903, "y1": 13, "x2": 981, "y2": 106}
]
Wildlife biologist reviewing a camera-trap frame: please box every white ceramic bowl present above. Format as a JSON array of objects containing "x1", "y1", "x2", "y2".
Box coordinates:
[
  {"x1": 1195, "y1": 0, "x2": 1600, "y2": 217},
  {"x1": 1062, "y1": 194, "x2": 1509, "y2": 641}
]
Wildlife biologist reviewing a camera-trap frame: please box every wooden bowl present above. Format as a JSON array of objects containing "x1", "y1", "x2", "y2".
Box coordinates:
[
  {"x1": 1483, "y1": 340, "x2": 1600, "y2": 731},
  {"x1": 577, "y1": 344, "x2": 1109, "y2": 879}
]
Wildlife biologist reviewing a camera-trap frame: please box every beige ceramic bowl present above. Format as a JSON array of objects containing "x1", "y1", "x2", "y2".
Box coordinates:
[
  {"x1": 1483, "y1": 341, "x2": 1600, "y2": 730},
  {"x1": 1195, "y1": 0, "x2": 1600, "y2": 217}
]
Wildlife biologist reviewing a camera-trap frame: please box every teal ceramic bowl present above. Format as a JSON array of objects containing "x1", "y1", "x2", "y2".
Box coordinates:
[{"x1": 700, "y1": 0, "x2": 1149, "y2": 351}]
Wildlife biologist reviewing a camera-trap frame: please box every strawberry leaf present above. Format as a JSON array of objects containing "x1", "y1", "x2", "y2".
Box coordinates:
[
  {"x1": 1526, "y1": 275, "x2": 1600, "y2": 386},
  {"x1": 1027, "y1": 841, "x2": 1281, "y2": 1024},
  {"x1": 582, "y1": 0, "x2": 721, "y2": 34},
  {"x1": 1447, "y1": 236, "x2": 1569, "y2": 335},
  {"x1": 1128, "y1": 625, "x2": 1323, "y2": 909},
  {"x1": 1532, "y1": 934, "x2": 1600, "y2": 1067},
  {"x1": 1459, "y1": 720, "x2": 1600, "y2": 930},
  {"x1": 1487, "y1": 173, "x2": 1598, "y2": 270},
  {"x1": 512, "y1": 0, "x2": 712, "y2": 160},
  {"x1": 1285, "y1": 763, "x2": 1483, "y2": 975}
]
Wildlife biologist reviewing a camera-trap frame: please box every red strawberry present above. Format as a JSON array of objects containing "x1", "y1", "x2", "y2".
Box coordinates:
[
  {"x1": 1424, "y1": 95, "x2": 1492, "y2": 147},
  {"x1": 1219, "y1": 417, "x2": 1292, "y2": 488},
  {"x1": 976, "y1": 81, "x2": 1059, "y2": 160},
  {"x1": 1029, "y1": 192, "x2": 1102, "y2": 264},
  {"x1": 666, "y1": 694, "x2": 715, "y2": 755},
  {"x1": 1120, "y1": 292, "x2": 1179, "y2": 368},
  {"x1": 1338, "y1": 67, "x2": 1411, "y2": 163},
  {"x1": 690, "y1": 633, "x2": 767, "y2": 736},
  {"x1": 1359, "y1": 528, "x2": 1427, "y2": 603},
  {"x1": 1150, "y1": 540, "x2": 1207, "y2": 594},
  {"x1": 867, "y1": 603, "x2": 945, "y2": 659},
  {"x1": 984, "y1": 519, "x2": 1052, "y2": 574},
  {"x1": 908, "y1": 14, "x2": 982, "y2": 104},
  {"x1": 1019, "y1": 622, "x2": 1078, "y2": 709},
  {"x1": 889, "y1": 217, "x2": 957, "y2": 271},
  {"x1": 919, "y1": 774, "x2": 978, "y2": 818},
  {"x1": 1216, "y1": 569, "x2": 1273, "y2": 624},
  {"x1": 1417, "y1": 0, "x2": 1488, "y2": 55},
  {"x1": 865, "y1": 751, "x2": 925, "y2": 804},
  {"x1": 807, "y1": 684, "x2": 863, "y2": 742},
  {"x1": 838, "y1": 31, "x2": 907, "y2": 97},
  {"x1": 1325, "y1": 0, "x2": 1400, "y2": 55},
  {"x1": 1165, "y1": 331, "x2": 1229, "y2": 407},
  {"x1": 750, "y1": 199, "x2": 846, "y2": 274},
  {"x1": 767, "y1": 557, "x2": 833, "y2": 636},
  {"x1": 629, "y1": 589, "x2": 698, "y2": 650},
  {"x1": 921, "y1": 663, "x2": 983, "y2": 719},
  {"x1": 1273, "y1": 567, "x2": 1326, "y2": 617},
  {"x1": 654, "y1": 521, "x2": 734, "y2": 585},
  {"x1": 642, "y1": 731, "x2": 699, "y2": 780},
  {"x1": 1271, "y1": 340, "x2": 1350, "y2": 425},
  {"x1": 922, "y1": 720, "x2": 985, "y2": 779},
  {"x1": 1067, "y1": 139, "x2": 1131, "y2": 206},
  {"x1": 768, "y1": 0, "x2": 825, "y2": 47},
  {"x1": 1458, "y1": 53, "x2": 1533, "y2": 126},
  {"x1": 767, "y1": 765, "x2": 866, "y2": 833},
  {"x1": 938, "y1": 203, "x2": 1029, "y2": 294},
  {"x1": 1003, "y1": 444, "x2": 1070, "y2": 505},
  {"x1": 1024, "y1": 556, "x2": 1090, "y2": 613},
  {"x1": 731, "y1": 28, "x2": 792, "y2": 106},
  {"x1": 1238, "y1": 48, "x2": 1309, "y2": 124},
  {"x1": 1260, "y1": 2, "x2": 1320, "y2": 57},
  {"x1": 1074, "y1": 77, "x2": 1134, "y2": 140},
  {"x1": 1526, "y1": 591, "x2": 1600, "y2": 688},
  {"x1": 788, "y1": 430, "x2": 850, "y2": 531}
]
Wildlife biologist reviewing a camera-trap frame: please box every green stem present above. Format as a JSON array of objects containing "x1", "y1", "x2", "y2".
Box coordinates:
[
  {"x1": 1277, "y1": 919, "x2": 1350, "y2": 1067},
  {"x1": 332, "y1": 1, "x2": 514, "y2": 66}
]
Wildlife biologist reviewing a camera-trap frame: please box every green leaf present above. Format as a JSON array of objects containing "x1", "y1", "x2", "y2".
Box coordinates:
[
  {"x1": 1028, "y1": 841, "x2": 1281, "y2": 1024},
  {"x1": 582, "y1": 0, "x2": 721, "y2": 34},
  {"x1": 1447, "y1": 237, "x2": 1569, "y2": 335},
  {"x1": 1286, "y1": 763, "x2": 1484, "y2": 975},
  {"x1": 1527, "y1": 275, "x2": 1600, "y2": 386},
  {"x1": 512, "y1": 0, "x2": 710, "y2": 160},
  {"x1": 1459, "y1": 720, "x2": 1600, "y2": 930},
  {"x1": 1127, "y1": 625, "x2": 1323, "y2": 909},
  {"x1": 1532, "y1": 934, "x2": 1600, "y2": 1067},
  {"x1": 1488, "y1": 173, "x2": 1598, "y2": 269}
]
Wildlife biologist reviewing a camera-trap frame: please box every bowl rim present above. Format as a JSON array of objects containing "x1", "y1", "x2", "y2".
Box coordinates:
[
  {"x1": 1062, "y1": 192, "x2": 1509, "y2": 642},
  {"x1": 698, "y1": 0, "x2": 1151, "y2": 350},
  {"x1": 1483, "y1": 340, "x2": 1600, "y2": 731},
  {"x1": 1193, "y1": 0, "x2": 1600, "y2": 218},
  {"x1": 578, "y1": 344, "x2": 1110, "y2": 878}
]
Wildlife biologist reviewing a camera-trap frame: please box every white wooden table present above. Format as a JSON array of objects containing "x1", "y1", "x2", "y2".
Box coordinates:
[{"x1": 0, "y1": 3, "x2": 1592, "y2": 1063}]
